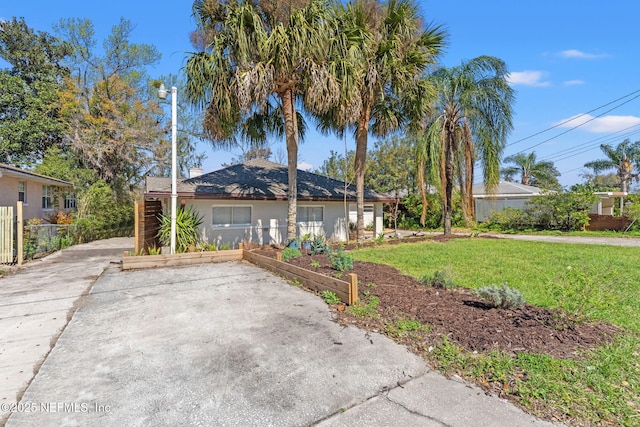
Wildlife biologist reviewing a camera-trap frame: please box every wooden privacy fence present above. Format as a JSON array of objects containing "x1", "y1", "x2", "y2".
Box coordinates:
[
  {"x1": 0, "y1": 206, "x2": 13, "y2": 264},
  {"x1": 122, "y1": 247, "x2": 358, "y2": 305},
  {"x1": 134, "y1": 200, "x2": 162, "y2": 254}
]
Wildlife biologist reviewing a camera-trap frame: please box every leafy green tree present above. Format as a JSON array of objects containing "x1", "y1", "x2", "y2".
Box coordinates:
[
  {"x1": 34, "y1": 146, "x2": 97, "y2": 189},
  {"x1": 417, "y1": 56, "x2": 515, "y2": 234},
  {"x1": 318, "y1": 0, "x2": 446, "y2": 242},
  {"x1": 0, "y1": 18, "x2": 70, "y2": 165},
  {"x1": 54, "y1": 18, "x2": 167, "y2": 190},
  {"x1": 315, "y1": 150, "x2": 356, "y2": 184},
  {"x1": 186, "y1": 0, "x2": 340, "y2": 241},
  {"x1": 501, "y1": 151, "x2": 560, "y2": 189},
  {"x1": 366, "y1": 136, "x2": 416, "y2": 196}
]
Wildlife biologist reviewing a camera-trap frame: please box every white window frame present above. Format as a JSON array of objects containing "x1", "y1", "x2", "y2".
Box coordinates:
[
  {"x1": 212, "y1": 205, "x2": 252, "y2": 227},
  {"x1": 64, "y1": 192, "x2": 77, "y2": 209},
  {"x1": 18, "y1": 181, "x2": 27, "y2": 204},
  {"x1": 42, "y1": 185, "x2": 53, "y2": 210},
  {"x1": 297, "y1": 205, "x2": 324, "y2": 223}
]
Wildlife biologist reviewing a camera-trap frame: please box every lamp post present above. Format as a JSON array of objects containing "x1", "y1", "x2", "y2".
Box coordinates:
[{"x1": 158, "y1": 83, "x2": 178, "y2": 254}]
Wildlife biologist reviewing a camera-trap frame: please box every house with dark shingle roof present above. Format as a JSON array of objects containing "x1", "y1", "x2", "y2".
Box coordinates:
[
  {"x1": 0, "y1": 163, "x2": 74, "y2": 221},
  {"x1": 145, "y1": 159, "x2": 393, "y2": 246}
]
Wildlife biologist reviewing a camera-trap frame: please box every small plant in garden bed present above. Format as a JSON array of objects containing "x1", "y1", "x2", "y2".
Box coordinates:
[
  {"x1": 321, "y1": 290, "x2": 341, "y2": 305},
  {"x1": 310, "y1": 260, "x2": 321, "y2": 268},
  {"x1": 347, "y1": 295, "x2": 380, "y2": 318},
  {"x1": 310, "y1": 235, "x2": 330, "y2": 254},
  {"x1": 386, "y1": 318, "x2": 431, "y2": 338},
  {"x1": 328, "y1": 247, "x2": 353, "y2": 271},
  {"x1": 418, "y1": 270, "x2": 455, "y2": 289},
  {"x1": 475, "y1": 283, "x2": 524, "y2": 309},
  {"x1": 281, "y1": 247, "x2": 301, "y2": 261}
]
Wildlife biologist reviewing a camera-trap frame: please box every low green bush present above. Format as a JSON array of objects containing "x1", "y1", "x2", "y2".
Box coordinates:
[
  {"x1": 281, "y1": 247, "x2": 301, "y2": 261},
  {"x1": 475, "y1": 283, "x2": 524, "y2": 309},
  {"x1": 418, "y1": 270, "x2": 455, "y2": 289},
  {"x1": 328, "y1": 247, "x2": 353, "y2": 271}
]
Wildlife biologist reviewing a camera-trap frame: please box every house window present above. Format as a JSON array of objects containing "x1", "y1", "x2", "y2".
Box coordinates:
[
  {"x1": 64, "y1": 193, "x2": 76, "y2": 209},
  {"x1": 18, "y1": 182, "x2": 26, "y2": 203},
  {"x1": 297, "y1": 206, "x2": 323, "y2": 222},
  {"x1": 42, "y1": 185, "x2": 53, "y2": 209},
  {"x1": 212, "y1": 206, "x2": 251, "y2": 226}
]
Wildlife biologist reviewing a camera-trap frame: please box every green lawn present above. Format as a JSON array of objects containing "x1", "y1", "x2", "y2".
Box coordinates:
[
  {"x1": 351, "y1": 238, "x2": 640, "y2": 425},
  {"x1": 353, "y1": 238, "x2": 640, "y2": 331}
]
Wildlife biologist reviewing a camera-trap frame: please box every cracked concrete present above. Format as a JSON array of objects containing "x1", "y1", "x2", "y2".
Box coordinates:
[{"x1": 4, "y1": 241, "x2": 564, "y2": 426}]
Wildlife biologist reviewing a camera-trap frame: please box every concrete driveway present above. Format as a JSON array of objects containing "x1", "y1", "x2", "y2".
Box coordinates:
[{"x1": 2, "y1": 240, "x2": 559, "y2": 426}]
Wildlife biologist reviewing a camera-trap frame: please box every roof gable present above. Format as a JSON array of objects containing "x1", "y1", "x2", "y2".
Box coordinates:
[{"x1": 146, "y1": 159, "x2": 393, "y2": 202}]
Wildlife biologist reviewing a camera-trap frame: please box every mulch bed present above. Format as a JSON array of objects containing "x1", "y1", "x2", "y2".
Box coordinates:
[{"x1": 254, "y1": 236, "x2": 620, "y2": 359}]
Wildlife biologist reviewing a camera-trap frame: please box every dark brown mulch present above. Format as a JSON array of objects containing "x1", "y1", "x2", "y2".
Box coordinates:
[{"x1": 255, "y1": 240, "x2": 619, "y2": 359}]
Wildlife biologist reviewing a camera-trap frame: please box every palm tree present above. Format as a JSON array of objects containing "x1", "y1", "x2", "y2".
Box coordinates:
[
  {"x1": 186, "y1": 0, "x2": 339, "y2": 241},
  {"x1": 501, "y1": 151, "x2": 560, "y2": 188},
  {"x1": 584, "y1": 140, "x2": 639, "y2": 193},
  {"x1": 417, "y1": 56, "x2": 515, "y2": 235},
  {"x1": 317, "y1": 0, "x2": 446, "y2": 243},
  {"x1": 584, "y1": 139, "x2": 640, "y2": 212}
]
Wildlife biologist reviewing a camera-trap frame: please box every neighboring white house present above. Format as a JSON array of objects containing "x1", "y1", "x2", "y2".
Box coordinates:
[
  {"x1": 472, "y1": 181, "x2": 544, "y2": 222},
  {"x1": 145, "y1": 159, "x2": 392, "y2": 247}
]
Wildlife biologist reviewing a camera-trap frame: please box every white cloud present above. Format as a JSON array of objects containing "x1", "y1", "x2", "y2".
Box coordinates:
[
  {"x1": 555, "y1": 114, "x2": 640, "y2": 133},
  {"x1": 507, "y1": 71, "x2": 550, "y2": 87},
  {"x1": 564, "y1": 79, "x2": 585, "y2": 86},
  {"x1": 298, "y1": 161, "x2": 313, "y2": 171},
  {"x1": 558, "y1": 49, "x2": 607, "y2": 59}
]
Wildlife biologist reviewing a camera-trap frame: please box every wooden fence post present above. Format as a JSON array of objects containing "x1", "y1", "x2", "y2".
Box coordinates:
[
  {"x1": 348, "y1": 273, "x2": 358, "y2": 305},
  {"x1": 16, "y1": 201, "x2": 23, "y2": 266}
]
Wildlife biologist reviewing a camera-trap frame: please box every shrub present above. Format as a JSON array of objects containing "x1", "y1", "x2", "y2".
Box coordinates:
[
  {"x1": 74, "y1": 181, "x2": 134, "y2": 243},
  {"x1": 328, "y1": 247, "x2": 353, "y2": 271},
  {"x1": 157, "y1": 206, "x2": 204, "y2": 253},
  {"x1": 419, "y1": 270, "x2": 455, "y2": 289},
  {"x1": 310, "y1": 235, "x2": 329, "y2": 255},
  {"x1": 475, "y1": 284, "x2": 524, "y2": 309},
  {"x1": 281, "y1": 247, "x2": 301, "y2": 261}
]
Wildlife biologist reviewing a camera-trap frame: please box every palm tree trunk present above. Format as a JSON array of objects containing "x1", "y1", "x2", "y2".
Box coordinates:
[
  {"x1": 355, "y1": 106, "x2": 371, "y2": 244},
  {"x1": 280, "y1": 88, "x2": 299, "y2": 242},
  {"x1": 443, "y1": 135, "x2": 454, "y2": 235},
  {"x1": 418, "y1": 157, "x2": 428, "y2": 226},
  {"x1": 462, "y1": 135, "x2": 475, "y2": 226}
]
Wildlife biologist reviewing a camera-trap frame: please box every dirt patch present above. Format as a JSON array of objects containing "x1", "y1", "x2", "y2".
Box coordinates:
[{"x1": 255, "y1": 237, "x2": 619, "y2": 359}]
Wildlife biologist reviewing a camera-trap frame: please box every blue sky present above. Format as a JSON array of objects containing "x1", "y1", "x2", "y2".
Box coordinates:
[{"x1": 3, "y1": 1, "x2": 640, "y2": 187}]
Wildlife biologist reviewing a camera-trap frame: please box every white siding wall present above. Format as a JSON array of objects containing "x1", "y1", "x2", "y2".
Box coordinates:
[{"x1": 184, "y1": 199, "x2": 352, "y2": 247}]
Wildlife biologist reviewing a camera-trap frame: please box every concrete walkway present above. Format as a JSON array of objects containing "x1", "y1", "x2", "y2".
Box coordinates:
[
  {"x1": 0, "y1": 237, "x2": 133, "y2": 426},
  {"x1": 1, "y1": 239, "x2": 561, "y2": 427}
]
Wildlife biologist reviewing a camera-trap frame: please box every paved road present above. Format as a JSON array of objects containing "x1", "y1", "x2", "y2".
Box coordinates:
[{"x1": 2, "y1": 238, "x2": 560, "y2": 426}]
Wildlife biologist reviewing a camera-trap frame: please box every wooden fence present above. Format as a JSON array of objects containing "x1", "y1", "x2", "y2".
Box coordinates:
[
  {"x1": 0, "y1": 206, "x2": 13, "y2": 264},
  {"x1": 122, "y1": 247, "x2": 358, "y2": 305},
  {"x1": 134, "y1": 200, "x2": 162, "y2": 255}
]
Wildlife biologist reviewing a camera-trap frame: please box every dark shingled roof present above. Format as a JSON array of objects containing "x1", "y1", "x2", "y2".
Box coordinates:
[{"x1": 146, "y1": 159, "x2": 393, "y2": 202}]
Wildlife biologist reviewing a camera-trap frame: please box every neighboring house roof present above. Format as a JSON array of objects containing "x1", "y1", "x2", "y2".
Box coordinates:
[
  {"x1": 472, "y1": 181, "x2": 543, "y2": 199},
  {"x1": 146, "y1": 159, "x2": 394, "y2": 202},
  {"x1": 0, "y1": 163, "x2": 72, "y2": 187}
]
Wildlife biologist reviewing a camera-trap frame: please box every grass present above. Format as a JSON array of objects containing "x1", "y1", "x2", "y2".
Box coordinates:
[
  {"x1": 353, "y1": 238, "x2": 640, "y2": 332},
  {"x1": 351, "y1": 238, "x2": 640, "y2": 425}
]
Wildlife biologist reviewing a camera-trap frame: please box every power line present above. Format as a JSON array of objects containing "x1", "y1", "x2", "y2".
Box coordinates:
[
  {"x1": 512, "y1": 92, "x2": 640, "y2": 155},
  {"x1": 505, "y1": 88, "x2": 640, "y2": 149}
]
